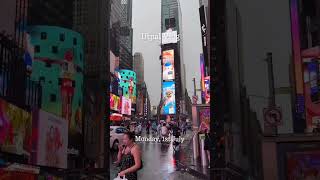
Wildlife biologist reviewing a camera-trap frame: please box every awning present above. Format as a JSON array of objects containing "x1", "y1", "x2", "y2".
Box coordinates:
[{"x1": 110, "y1": 113, "x2": 123, "y2": 121}]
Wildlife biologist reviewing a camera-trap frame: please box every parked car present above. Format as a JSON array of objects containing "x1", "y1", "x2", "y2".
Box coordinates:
[{"x1": 110, "y1": 126, "x2": 128, "y2": 151}]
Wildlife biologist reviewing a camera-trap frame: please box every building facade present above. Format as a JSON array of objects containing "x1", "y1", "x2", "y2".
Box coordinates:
[
  {"x1": 160, "y1": 0, "x2": 186, "y2": 119},
  {"x1": 73, "y1": 0, "x2": 111, "y2": 169}
]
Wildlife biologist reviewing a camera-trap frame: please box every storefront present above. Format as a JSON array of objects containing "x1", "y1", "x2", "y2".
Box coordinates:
[{"x1": 262, "y1": 135, "x2": 320, "y2": 180}]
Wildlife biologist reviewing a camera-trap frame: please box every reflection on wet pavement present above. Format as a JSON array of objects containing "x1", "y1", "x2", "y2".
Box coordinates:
[{"x1": 110, "y1": 132, "x2": 201, "y2": 180}]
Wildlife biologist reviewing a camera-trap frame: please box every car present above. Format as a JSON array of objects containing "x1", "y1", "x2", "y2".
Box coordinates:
[{"x1": 110, "y1": 126, "x2": 128, "y2": 151}]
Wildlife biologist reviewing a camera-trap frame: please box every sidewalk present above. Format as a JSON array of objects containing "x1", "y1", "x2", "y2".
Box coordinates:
[{"x1": 178, "y1": 130, "x2": 210, "y2": 180}]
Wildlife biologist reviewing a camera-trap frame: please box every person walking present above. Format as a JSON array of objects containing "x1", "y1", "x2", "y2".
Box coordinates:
[
  {"x1": 146, "y1": 121, "x2": 151, "y2": 134},
  {"x1": 181, "y1": 121, "x2": 187, "y2": 135},
  {"x1": 115, "y1": 132, "x2": 142, "y2": 180}
]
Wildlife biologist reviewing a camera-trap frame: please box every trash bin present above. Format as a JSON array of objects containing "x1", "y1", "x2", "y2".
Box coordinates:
[
  {"x1": 199, "y1": 133, "x2": 208, "y2": 166},
  {"x1": 193, "y1": 132, "x2": 200, "y2": 160}
]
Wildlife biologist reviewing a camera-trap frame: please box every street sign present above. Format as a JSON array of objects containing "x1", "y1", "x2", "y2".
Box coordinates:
[
  {"x1": 192, "y1": 95, "x2": 198, "y2": 104},
  {"x1": 263, "y1": 107, "x2": 282, "y2": 126}
]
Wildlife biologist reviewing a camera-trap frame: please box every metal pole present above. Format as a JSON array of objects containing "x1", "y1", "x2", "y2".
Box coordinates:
[
  {"x1": 265, "y1": 52, "x2": 277, "y2": 135},
  {"x1": 193, "y1": 77, "x2": 197, "y2": 96}
]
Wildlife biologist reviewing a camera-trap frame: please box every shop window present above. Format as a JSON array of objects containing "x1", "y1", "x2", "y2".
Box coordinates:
[
  {"x1": 35, "y1": 45, "x2": 40, "y2": 53},
  {"x1": 60, "y1": 33, "x2": 65, "y2": 41},
  {"x1": 50, "y1": 94, "x2": 56, "y2": 102},
  {"x1": 52, "y1": 46, "x2": 58, "y2": 53}
]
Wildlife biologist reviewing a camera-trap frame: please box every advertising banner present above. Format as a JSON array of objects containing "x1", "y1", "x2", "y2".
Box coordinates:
[
  {"x1": 198, "y1": 107, "x2": 210, "y2": 129},
  {"x1": 110, "y1": 94, "x2": 121, "y2": 112},
  {"x1": 0, "y1": 98, "x2": 33, "y2": 157},
  {"x1": 302, "y1": 58, "x2": 320, "y2": 132},
  {"x1": 121, "y1": 97, "x2": 132, "y2": 115},
  {"x1": 199, "y1": 5, "x2": 208, "y2": 66},
  {"x1": 162, "y1": 50, "x2": 175, "y2": 81},
  {"x1": 161, "y1": 30, "x2": 178, "y2": 45},
  {"x1": 287, "y1": 151, "x2": 320, "y2": 179},
  {"x1": 204, "y1": 76, "x2": 210, "y2": 104},
  {"x1": 119, "y1": 70, "x2": 136, "y2": 104},
  {"x1": 27, "y1": 25, "x2": 84, "y2": 153},
  {"x1": 32, "y1": 110, "x2": 68, "y2": 169},
  {"x1": 162, "y1": 81, "x2": 176, "y2": 115}
]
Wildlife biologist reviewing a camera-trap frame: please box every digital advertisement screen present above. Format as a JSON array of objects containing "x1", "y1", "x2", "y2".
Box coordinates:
[
  {"x1": 204, "y1": 76, "x2": 210, "y2": 104},
  {"x1": 119, "y1": 69, "x2": 136, "y2": 104},
  {"x1": 162, "y1": 50, "x2": 175, "y2": 81},
  {"x1": 27, "y1": 25, "x2": 84, "y2": 152},
  {"x1": 161, "y1": 81, "x2": 176, "y2": 115},
  {"x1": 110, "y1": 93, "x2": 121, "y2": 112},
  {"x1": 0, "y1": 98, "x2": 33, "y2": 157},
  {"x1": 287, "y1": 151, "x2": 320, "y2": 179},
  {"x1": 32, "y1": 110, "x2": 68, "y2": 169},
  {"x1": 121, "y1": 96, "x2": 132, "y2": 115}
]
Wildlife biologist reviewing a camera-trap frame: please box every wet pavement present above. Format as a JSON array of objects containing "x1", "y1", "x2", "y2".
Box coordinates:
[{"x1": 110, "y1": 130, "x2": 207, "y2": 180}]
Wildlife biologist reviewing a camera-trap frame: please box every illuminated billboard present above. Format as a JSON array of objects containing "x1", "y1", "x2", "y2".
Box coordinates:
[
  {"x1": 32, "y1": 110, "x2": 68, "y2": 169},
  {"x1": 204, "y1": 76, "x2": 210, "y2": 104},
  {"x1": 119, "y1": 69, "x2": 136, "y2": 104},
  {"x1": 121, "y1": 96, "x2": 132, "y2": 115},
  {"x1": 161, "y1": 30, "x2": 178, "y2": 45},
  {"x1": 110, "y1": 93, "x2": 121, "y2": 112},
  {"x1": 162, "y1": 81, "x2": 176, "y2": 115},
  {"x1": 27, "y1": 25, "x2": 84, "y2": 151},
  {"x1": 162, "y1": 50, "x2": 175, "y2": 81},
  {"x1": 0, "y1": 99, "x2": 32, "y2": 157}
]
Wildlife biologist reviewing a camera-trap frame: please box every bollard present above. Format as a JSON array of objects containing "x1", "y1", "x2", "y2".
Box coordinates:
[{"x1": 199, "y1": 133, "x2": 208, "y2": 166}]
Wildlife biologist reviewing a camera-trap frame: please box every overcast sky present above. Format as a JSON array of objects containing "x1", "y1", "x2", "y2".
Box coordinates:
[{"x1": 132, "y1": 0, "x2": 202, "y2": 106}]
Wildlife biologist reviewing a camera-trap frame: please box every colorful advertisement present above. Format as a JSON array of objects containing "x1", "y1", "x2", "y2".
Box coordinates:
[
  {"x1": 32, "y1": 110, "x2": 68, "y2": 169},
  {"x1": 121, "y1": 97, "x2": 132, "y2": 115},
  {"x1": 162, "y1": 50, "x2": 175, "y2": 81},
  {"x1": 119, "y1": 70, "x2": 136, "y2": 104},
  {"x1": 27, "y1": 26, "x2": 83, "y2": 152},
  {"x1": 199, "y1": 107, "x2": 210, "y2": 129},
  {"x1": 162, "y1": 81, "x2": 176, "y2": 115},
  {"x1": 110, "y1": 93, "x2": 121, "y2": 112},
  {"x1": 287, "y1": 151, "x2": 320, "y2": 179},
  {"x1": 0, "y1": 98, "x2": 33, "y2": 157},
  {"x1": 302, "y1": 58, "x2": 320, "y2": 132},
  {"x1": 204, "y1": 76, "x2": 210, "y2": 104}
]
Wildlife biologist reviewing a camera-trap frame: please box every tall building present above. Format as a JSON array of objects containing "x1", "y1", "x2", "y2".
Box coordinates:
[
  {"x1": 133, "y1": 52, "x2": 144, "y2": 86},
  {"x1": 28, "y1": 0, "x2": 73, "y2": 29},
  {"x1": 0, "y1": 0, "x2": 16, "y2": 36},
  {"x1": 133, "y1": 52, "x2": 145, "y2": 116},
  {"x1": 119, "y1": 0, "x2": 133, "y2": 70},
  {"x1": 73, "y1": 0, "x2": 111, "y2": 168},
  {"x1": 161, "y1": 0, "x2": 186, "y2": 118}
]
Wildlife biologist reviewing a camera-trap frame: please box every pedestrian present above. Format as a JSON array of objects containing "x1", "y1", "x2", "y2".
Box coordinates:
[
  {"x1": 199, "y1": 122, "x2": 212, "y2": 169},
  {"x1": 181, "y1": 121, "x2": 187, "y2": 135},
  {"x1": 115, "y1": 132, "x2": 142, "y2": 180},
  {"x1": 152, "y1": 121, "x2": 157, "y2": 134},
  {"x1": 146, "y1": 121, "x2": 151, "y2": 134},
  {"x1": 161, "y1": 123, "x2": 169, "y2": 139},
  {"x1": 157, "y1": 123, "x2": 161, "y2": 136}
]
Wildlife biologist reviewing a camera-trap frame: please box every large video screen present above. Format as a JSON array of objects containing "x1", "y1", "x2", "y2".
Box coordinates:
[
  {"x1": 162, "y1": 50, "x2": 175, "y2": 81},
  {"x1": 121, "y1": 96, "x2": 132, "y2": 115},
  {"x1": 162, "y1": 81, "x2": 176, "y2": 115},
  {"x1": 118, "y1": 69, "x2": 136, "y2": 104},
  {"x1": 27, "y1": 25, "x2": 84, "y2": 152}
]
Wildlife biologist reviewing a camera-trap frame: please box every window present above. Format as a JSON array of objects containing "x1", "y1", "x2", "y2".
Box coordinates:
[
  {"x1": 50, "y1": 94, "x2": 56, "y2": 102},
  {"x1": 73, "y1": 38, "x2": 77, "y2": 45},
  {"x1": 35, "y1": 45, "x2": 40, "y2": 53},
  {"x1": 52, "y1": 46, "x2": 58, "y2": 53},
  {"x1": 59, "y1": 33, "x2": 65, "y2": 41},
  {"x1": 45, "y1": 62, "x2": 51, "y2": 67},
  {"x1": 41, "y1": 32, "x2": 47, "y2": 40}
]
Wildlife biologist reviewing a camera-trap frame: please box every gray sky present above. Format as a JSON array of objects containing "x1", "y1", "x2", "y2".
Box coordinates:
[{"x1": 132, "y1": 0, "x2": 202, "y2": 106}]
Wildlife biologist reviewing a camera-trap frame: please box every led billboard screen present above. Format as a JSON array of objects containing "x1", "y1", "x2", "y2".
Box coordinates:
[
  {"x1": 27, "y1": 25, "x2": 84, "y2": 152},
  {"x1": 162, "y1": 81, "x2": 176, "y2": 115},
  {"x1": 110, "y1": 93, "x2": 121, "y2": 112},
  {"x1": 162, "y1": 50, "x2": 175, "y2": 81},
  {"x1": 121, "y1": 96, "x2": 132, "y2": 115},
  {"x1": 0, "y1": 98, "x2": 33, "y2": 157},
  {"x1": 119, "y1": 70, "x2": 136, "y2": 104}
]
